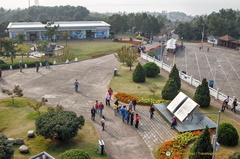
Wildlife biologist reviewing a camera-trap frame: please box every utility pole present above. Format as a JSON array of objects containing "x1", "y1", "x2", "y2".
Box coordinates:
[{"x1": 201, "y1": 23, "x2": 205, "y2": 49}]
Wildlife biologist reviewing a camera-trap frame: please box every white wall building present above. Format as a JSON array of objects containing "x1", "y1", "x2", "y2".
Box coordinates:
[{"x1": 7, "y1": 21, "x2": 111, "y2": 41}]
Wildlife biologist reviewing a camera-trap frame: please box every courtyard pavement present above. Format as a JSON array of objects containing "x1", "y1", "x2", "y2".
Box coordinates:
[{"x1": 0, "y1": 52, "x2": 177, "y2": 159}]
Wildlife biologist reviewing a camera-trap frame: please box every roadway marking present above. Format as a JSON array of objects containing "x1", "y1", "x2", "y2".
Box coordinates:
[
  {"x1": 205, "y1": 54, "x2": 214, "y2": 78},
  {"x1": 215, "y1": 55, "x2": 235, "y2": 95},
  {"x1": 227, "y1": 58, "x2": 240, "y2": 80},
  {"x1": 185, "y1": 47, "x2": 188, "y2": 73},
  {"x1": 194, "y1": 52, "x2": 202, "y2": 80}
]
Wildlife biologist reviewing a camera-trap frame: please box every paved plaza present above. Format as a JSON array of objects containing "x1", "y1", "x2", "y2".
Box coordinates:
[
  {"x1": 163, "y1": 42, "x2": 240, "y2": 100},
  {"x1": 0, "y1": 53, "x2": 178, "y2": 159}
]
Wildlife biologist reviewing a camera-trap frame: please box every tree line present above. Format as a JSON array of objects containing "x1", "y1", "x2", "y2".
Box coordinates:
[{"x1": 174, "y1": 9, "x2": 240, "y2": 40}]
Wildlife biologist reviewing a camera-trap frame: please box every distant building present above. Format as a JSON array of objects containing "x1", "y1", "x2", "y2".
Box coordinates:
[
  {"x1": 207, "y1": 36, "x2": 219, "y2": 45},
  {"x1": 7, "y1": 21, "x2": 111, "y2": 41}
]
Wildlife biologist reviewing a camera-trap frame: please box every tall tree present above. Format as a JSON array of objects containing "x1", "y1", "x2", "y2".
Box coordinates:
[
  {"x1": 115, "y1": 46, "x2": 138, "y2": 70},
  {"x1": 61, "y1": 31, "x2": 71, "y2": 47},
  {"x1": 17, "y1": 44, "x2": 29, "y2": 62},
  {"x1": 193, "y1": 78, "x2": 211, "y2": 108},
  {"x1": 161, "y1": 78, "x2": 178, "y2": 100},
  {"x1": 169, "y1": 64, "x2": 181, "y2": 90},
  {"x1": 44, "y1": 22, "x2": 59, "y2": 41},
  {"x1": 15, "y1": 33, "x2": 25, "y2": 44},
  {"x1": 0, "y1": 37, "x2": 17, "y2": 64},
  {"x1": 189, "y1": 126, "x2": 213, "y2": 159}
]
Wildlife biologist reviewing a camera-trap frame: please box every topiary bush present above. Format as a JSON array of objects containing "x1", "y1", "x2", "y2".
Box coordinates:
[
  {"x1": 132, "y1": 63, "x2": 145, "y2": 83},
  {"x1": 36, "y1": 110, "x2": 85, "y2": 140},
  {"x1": 169, "y1": 64, "x2": 181, "y2": 90},
  {"x1": 143, "y1": 62, "x2": 160, "y2": 77},
  {"x1": 193, "y1": 78, "x2": 211, "y2": 108},
  {"x1": 162, "y1": 78, "x2": 178, "y2": 100},
  {"x1": 0, "y1": 133, "x2": 14, "y2": 159},
  {"x1": 58, "y1": 149, "x2": 91, "y2": 159},
  {"x1": 218, "y1": 123, "x2": 239, "y2": 146}
]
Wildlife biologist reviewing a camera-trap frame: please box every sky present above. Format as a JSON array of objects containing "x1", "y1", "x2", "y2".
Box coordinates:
[{"x1": 1, "y1": 0, "x2": 240, "y2": 16}]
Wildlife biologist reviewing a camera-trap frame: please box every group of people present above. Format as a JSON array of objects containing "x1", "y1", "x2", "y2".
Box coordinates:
[
  {"x1": 18, "y1": 59, "x2": 50, "y2": 73},
  {"x1": 221, "y1": 96, "x2": 238, "y2": 113}
]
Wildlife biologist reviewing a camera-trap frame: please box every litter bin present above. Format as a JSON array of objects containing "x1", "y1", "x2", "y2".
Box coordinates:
[
  {"x1": 209, "y1": 80, "x2": 214, "y2": 88},
  {"x1": 98, "y1": 140, "x2": 105, "y2": 155},
  {"x1": 114, "y1": 68, "x2": 117, "y2": 76}
]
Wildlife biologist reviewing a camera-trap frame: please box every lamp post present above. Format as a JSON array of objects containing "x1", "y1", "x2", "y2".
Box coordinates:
[
  {"x1": 191, "y1": 111, "x2": 221, "y2": 159},
  {"x1": 161, "y1": 42, "x2": 164, "y2": 68},
  {"x1": 201, "y1": 23, "x2": 205, "y2": 49},
  {"x1": 132, "y1": 27, "x2": 135, "y2": 35}
]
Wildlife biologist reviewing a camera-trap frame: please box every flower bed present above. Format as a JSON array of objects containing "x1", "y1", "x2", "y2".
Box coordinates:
[
  {"x1": 159, "y1": 132, "x2": 198, "y2": 159},
  {"x1": 118, "y1": 40, "x2": 141, "y2": 45},
  {"x1": 114, "y1": 92, "x2": 170, "y2": 105}
]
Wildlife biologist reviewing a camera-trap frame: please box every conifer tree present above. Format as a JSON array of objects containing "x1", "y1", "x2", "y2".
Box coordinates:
[
  {"x1": 169, "y1": 64, "x2": 181, "y2": 90},
  {"x1": 161, "y1": 78, "x2": 178, "y2": 100},
  {"x1": 189, "y1": 126, "x2": 213, "y2": 159},
  {"x1": 193, "y1": 78, "x2": 211, "y2": 108},
  {"x1": 132, "y1": 63, "x2": 145, "y2": 83}
]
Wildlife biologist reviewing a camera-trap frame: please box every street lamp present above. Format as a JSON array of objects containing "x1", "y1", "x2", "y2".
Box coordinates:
[
  {"x1": 132, "y1": 27, "x2": 135, "y2": 34},
  {"x1": 190, "y1": 111, "x2": 221, "y2": 159},
  {"x1": 201, "y1": 23, "x2": 205, "y2": 49},
  {"x1": 161, "y1": 42, "x2": 164, "y2": 68}
]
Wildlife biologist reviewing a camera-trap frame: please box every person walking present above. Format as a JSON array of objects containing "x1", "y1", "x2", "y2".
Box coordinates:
[
  {"x1": 101, "y1": 116, "x2": 106, "y2": 131},
  {"x1": 95, "y1": 100, "x2": 99, "y2": 114},
  {"x1": 35, "y1": 62, "x2": 39, "y2": 72},
  {"x1": 45, "y1": 58, "x2": 50, "y2": 68},
  {"x1": 149, "y1": 105, "x2": 155, "y2": 119},
  {"x1": 113, "y1": 103, "x2": 118, "y2": 115},
  {"x1": 19, "y1": 61, "x2": 23, "y2": 72},
  {"x1": 74, "y1": 79, "x2": 79, "y2": 92},
  {"x1": 120, "y1": 106, "x2": 127, "y2": 122},
  {"x1": 114, "y1": 99, "x2": 119, "y2": 113},
  {"x1": 105, "y1": 93, "x2": 111, "y2": 106},
  {"x1": 130, "y1": 111, "x2": 134, "y2": 125},
  {"x1": 231, "y1": 98, "x2": 238, "y2": 113},
  {"x1": 91, "y1": 106, "x2": 96, "y2": 121},
  {"x1": 128, "y1": 100, "x2": 133, "y2": 111},
  {"x1": 225, "y1": 96, "x2": 230, "y2": 109},
  {"x1": 132, "y1": 98, "x2": 137, "y2": 111},
  {"x1": 126, "y1": 110, "x2": 131, "y2": 124},
  {"x1": 135, "y1": 113, "x2": 140, "y2": 128},
  {"x1": 99, "y1": 102, "x2": 104, "y2": 117},
  {"x1": 108, "y1": 88, "x2": 113, "y2": 99},
  {"x1": 221, "y1": 100, "x2": 226, "y2": 112}
]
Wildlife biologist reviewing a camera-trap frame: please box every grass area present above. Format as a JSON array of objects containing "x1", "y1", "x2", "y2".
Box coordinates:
[
  {"x1": 109, "y1": 63, "x2": 167, "y2": 99},
  {"x1": 1, "y1": 40, "x2": 131, "y2": 66},
  {"x1": 1, "y1": 56, "x2": 39, "y2": 64},
  {"x1": 114, "y1": 34, "x2": 136, "y2": 40},
  {"x1": 109, "y1": 64, "x2": 240, "y2": 159},
  {"x1": 0, "y1": 97, "x2": 107, "y2": 159},
  {"x1": 56, "y1": 40, "x2": 132, "y2": 61}
]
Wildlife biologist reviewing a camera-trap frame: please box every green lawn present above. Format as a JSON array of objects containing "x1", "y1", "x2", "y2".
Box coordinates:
[
  {"x1": 0, "y1": 97, "x2": 107, "y2": 159},
  {"x1": 56, "y1": 40, "x2": 132, "y2": 60},
  {"x1": 109, "y1": 63, "x2": 168, "y2": 99}
]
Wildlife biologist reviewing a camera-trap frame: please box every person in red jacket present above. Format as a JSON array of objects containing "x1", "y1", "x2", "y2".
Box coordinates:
[
  {"x1": 99, "y1": 102, "x2": 104, "y2": 117},
  {"x1": 171, "y1": 116, "x2": 177, "y2": 129},
  {"x1": 135, "y1": 113, "x2": 141, "y2": 128}
]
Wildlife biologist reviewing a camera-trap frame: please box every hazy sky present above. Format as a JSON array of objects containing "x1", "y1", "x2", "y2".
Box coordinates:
[{"x1": 1, "y1": 0, "x2": 240, "y2": 16}]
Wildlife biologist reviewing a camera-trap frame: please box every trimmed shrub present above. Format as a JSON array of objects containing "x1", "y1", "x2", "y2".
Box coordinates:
[
  {"x1": 169, "y1": 64, "x2": 181, "y2": 90},
  {"x1": 162, "y1": 78, "x2": 178, "y2": 100},
  {"x1": 193, "y1": 78, "x2": 211, "y2": 108},
  {"x1": 143, "y1": 62, "x2": 160, "y2": 77},
  {"x1": 132, "y1": 63, "x2": 145, "y2": 83},
  {"x1": 58, "y1": 149, "x2": 90, "y2": 159},
  {"x1": 0, "y1": 59, "x2": 6, "y2": 64},
  {"x1": 189, "y1": 126, "x2": 213, "y2": 159},
  {"x1": 218, "y1": 123, "x2": 239, "y2": 146},
  {"x1": 0, "y1": 133, "x2": 14, "y2": 159},
  {"x1": 36, "y1": 110, "x2": 85, "y2": 140}
]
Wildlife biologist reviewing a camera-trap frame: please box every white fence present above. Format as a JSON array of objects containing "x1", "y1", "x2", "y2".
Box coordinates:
[{"x1": 141, "y1": 52, "x2": 240, "y2": 110}]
